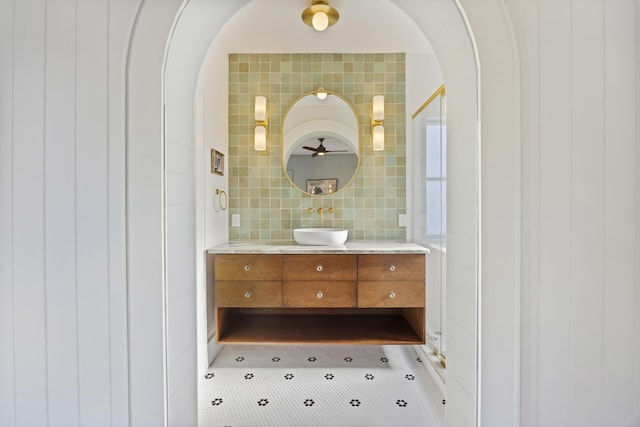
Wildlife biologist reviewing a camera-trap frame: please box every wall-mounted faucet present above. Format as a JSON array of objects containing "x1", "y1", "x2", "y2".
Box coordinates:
[{"x1": 304, "y1": 207, "x2": 335, "y2": 221}]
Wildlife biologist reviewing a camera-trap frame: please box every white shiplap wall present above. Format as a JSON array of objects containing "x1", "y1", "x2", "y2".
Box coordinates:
[
  {"x1": 508, "y1": 0, "x2": 640, "y2": 426},
  {"x1": 0, "y1": 0, "x2": 141, "y2": 426}
]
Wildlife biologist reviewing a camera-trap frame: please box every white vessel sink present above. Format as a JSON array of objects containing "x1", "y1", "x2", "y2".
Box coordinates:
[{"x1": 293, "y1": 228, "x2": 348, "y2": 246}]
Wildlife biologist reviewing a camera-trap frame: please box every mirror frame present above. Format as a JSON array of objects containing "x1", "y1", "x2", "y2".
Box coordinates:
[{"x1": 281, "y1": 89, "x2": 361, "y2": 197}]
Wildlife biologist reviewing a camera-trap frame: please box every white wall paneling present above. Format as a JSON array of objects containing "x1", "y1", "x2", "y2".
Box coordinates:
[
  {"x1": 602, "y1": 2, "x2": 638, "y2": 424},
  {"x1": 45, "y1": 0, "x2": 79, "y2": 425},
  {"x1": 107, "y1": 0, "x2": 138, "y2": 424},
  {"x1": 0, "y1": 0, "x2": 15, "y2": 424},
  {"x1": 636, "y1": 3, "x2": 640, "y2": 422},
  {"x1": 76, "y1": 1, "x2": 112, "y2": 425},
  {"x1": 0, "y1": 0, "x2": 141, "y2": 425},
  {"x1": 508, "y1": 0, "x2": 640, "y2": 425},
  {"x1": 539, "y1": 0, "x2": 573, "y2": 424},
  {"x1": 12, "y1": 2, "x2": 48, "y2": 426},
  {"x1": 569, "y1": 1, "x2": 606, "y2": 423}
]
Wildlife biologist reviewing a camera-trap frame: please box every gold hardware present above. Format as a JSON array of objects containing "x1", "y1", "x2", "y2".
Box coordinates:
[
  {"x1": 328, "y1": 207, "x2": 335, "y2": 214},
  {"x1": 214, "y1": 188, "x2": 228, "y2": 211},
  {"x1": 302, "y1": 0, "x2": 339, "y2": 32},
  {"x1": 306, "y1": 208, "x2": 314, "y2": 214},
  {"x1": 318, "y1": 207, "x2": 324, "y2": 220}
]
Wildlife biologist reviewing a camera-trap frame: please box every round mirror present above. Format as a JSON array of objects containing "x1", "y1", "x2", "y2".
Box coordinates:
[{"x1": 282, "y1": 91, "x2": 359, "y2": 196}]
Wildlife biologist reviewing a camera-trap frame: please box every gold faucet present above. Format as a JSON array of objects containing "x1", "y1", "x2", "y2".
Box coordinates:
[
  {"x1": 318, "y1": 207, "x2": 324, "y2": 220},
  {"x1": 306, "y1": 208, "x2": 314, "y2": 214}
]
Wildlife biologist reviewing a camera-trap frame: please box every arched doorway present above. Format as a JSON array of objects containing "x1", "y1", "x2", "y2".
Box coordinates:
[{"x1": 126, "y1": 1, "x2": 519, "y2": 425}]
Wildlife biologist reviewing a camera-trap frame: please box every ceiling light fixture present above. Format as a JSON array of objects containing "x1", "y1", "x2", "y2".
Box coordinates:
[{"x1": 302, "y1": 0, "x2": 339, "y2": 32}]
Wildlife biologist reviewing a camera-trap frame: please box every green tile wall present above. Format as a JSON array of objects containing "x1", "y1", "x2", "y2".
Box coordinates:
[{"x1": 228, "y1": 53, "x2": 406, "y2": 241}]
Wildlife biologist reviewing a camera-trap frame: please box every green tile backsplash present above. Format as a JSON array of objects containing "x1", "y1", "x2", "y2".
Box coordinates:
[{"x1": 228, "y1": 53, "x2": 406, "y2": 241}]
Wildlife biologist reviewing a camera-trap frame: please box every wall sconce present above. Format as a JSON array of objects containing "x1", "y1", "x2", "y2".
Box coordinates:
[
  {"x1": 302, "y1": 0, "x2": 339, "y2": 32},
  {"x1": 371, "y1": 95, "x2": 384, "y2": 151},
  {"x1": 254, "y1": 95, "x2": 267, "y2": 151},
  {"x1": 315, "y1": 86, "x2": 328, "y2": 100}
]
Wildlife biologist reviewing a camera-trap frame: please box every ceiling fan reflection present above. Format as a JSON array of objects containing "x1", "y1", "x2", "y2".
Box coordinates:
[{"x1": 302, "y1": 137, "x2": 348, "y2": 158}]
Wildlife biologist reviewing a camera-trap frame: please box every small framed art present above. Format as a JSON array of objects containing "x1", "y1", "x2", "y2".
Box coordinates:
[{"x1": 211, "y1": 149, "x2": 224, "y2": 175}]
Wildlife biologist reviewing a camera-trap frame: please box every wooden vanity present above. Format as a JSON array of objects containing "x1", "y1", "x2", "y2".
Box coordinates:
[{"x1": 209, "y1": 242, "x2": 427, "y2": 345}]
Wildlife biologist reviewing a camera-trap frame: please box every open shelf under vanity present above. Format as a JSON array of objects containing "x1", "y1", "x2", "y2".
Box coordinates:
[{"x1": 216, "y1": 308, "x2": 425, "y2": 345}]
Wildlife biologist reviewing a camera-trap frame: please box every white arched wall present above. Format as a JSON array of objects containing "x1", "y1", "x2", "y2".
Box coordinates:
[{"x1": 126, "y1": 1, "x2": 519, "y2": 427}]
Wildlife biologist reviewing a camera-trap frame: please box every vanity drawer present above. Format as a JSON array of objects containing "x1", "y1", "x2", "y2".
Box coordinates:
[
  {"x1": 215, "y1": 254, "x2": 282, "y2": 281},
  {"x1": 283, "y1": 281, "x2": 357, "y2": 308},
  {"x1": 215, "y1": 280, "x2": 282, "y2": 307},
  {"x1": 357, "y1": 281, "x2": 425, "y2": 308},
  {"x1": 282, "y1": 254, "x2": 357, "y2": 281},
  {"x1": 357, "y1": 254, "x2": 425, "y2": 281}
]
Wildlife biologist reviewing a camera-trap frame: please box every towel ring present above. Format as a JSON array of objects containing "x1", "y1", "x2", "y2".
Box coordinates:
[{"x1": 215, "y1": 188, "x2": 228, "y2": 212}]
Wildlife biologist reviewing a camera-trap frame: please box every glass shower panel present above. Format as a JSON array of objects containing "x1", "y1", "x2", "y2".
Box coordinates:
[{"x1": 411, "y1": 86, "x2": 446, "y2": 366}]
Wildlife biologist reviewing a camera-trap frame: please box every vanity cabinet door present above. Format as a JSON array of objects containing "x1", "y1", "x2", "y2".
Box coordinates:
[
  {"x1": 358, "y1": 281, "x2": 425, "y2": 308},
  {"x1": 282, "y1": 254, "x2": 356, "y2": 281},
  {"x1": 215, "y1": 254, "x2": 282, "y2": 280},
  {"x1": 283, "y1": 281, "x2": 357, "y2": 308},
  {"x1": 216, "y1": 280, "x2": 282, "y2": 307},
  {"x1": 357, "y1": 254, "x2": 425, "y2": 281}
]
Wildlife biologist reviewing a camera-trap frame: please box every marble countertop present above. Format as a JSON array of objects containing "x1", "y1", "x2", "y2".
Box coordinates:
[{"x1": 207, "y1": 240, "x2": 429, "y2": 254}]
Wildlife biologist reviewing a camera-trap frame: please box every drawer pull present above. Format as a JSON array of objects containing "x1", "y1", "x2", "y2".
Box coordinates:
[
  {"x1": 244, "y1": 265, "x2": 251, "y2": 271},
  {"x1": 389, "y1": 292, "x2": 396, "y2": 299},
  {"x1": 316, "y1": 291, "x2": 324, "y2": 299},
  {"x1": 389, "y1": 265, "x2": 396, "y2": 272},
  {"x1": 316, "y1": 265, "x2": 323, "y2": 272},
  {"x1": 244, "y1": 291, "x2": 252, "y2": 299}
]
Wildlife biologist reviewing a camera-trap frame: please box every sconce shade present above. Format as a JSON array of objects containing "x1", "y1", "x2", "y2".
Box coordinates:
[
  {"x1": 372, "y1": 125, "x2": 384, "y2": 151},
  {"x1": 255, "y1": 125, "x2": 267, "y2": 151},
  {"x1": 302, "y1": 0, "x2": 339, "y2": 32},
  {"x1": 316, "y1": 87, "x2": 328, "y2": 100},
  {"x1": 255, "y1": 96, "x2": 267, "y2": 122},
  {"x1": 372, "y1": 95, "x2": 384, "y2": 121}
]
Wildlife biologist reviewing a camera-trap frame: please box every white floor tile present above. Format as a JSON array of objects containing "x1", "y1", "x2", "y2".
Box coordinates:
[{"x1": 198, "y1": 345, "x2": 445, "y2": 426}]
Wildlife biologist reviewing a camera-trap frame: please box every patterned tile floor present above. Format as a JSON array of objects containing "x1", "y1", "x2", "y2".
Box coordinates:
[{"x1": 198, "y1": 345, "x2": 445, "y2": 426}]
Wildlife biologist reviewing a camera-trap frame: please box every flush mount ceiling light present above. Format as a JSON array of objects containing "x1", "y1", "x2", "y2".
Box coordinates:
[{"x1": 302, "y1": 0, "x2": 339, "y2": 32}]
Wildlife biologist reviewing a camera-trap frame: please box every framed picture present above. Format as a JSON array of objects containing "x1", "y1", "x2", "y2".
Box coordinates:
[
  {"x1": 306, "y1": 178, "x2": 337, "y2": 195},
  {"x1": 211, "y1": 149, "x2": 224, "y2": 175}
]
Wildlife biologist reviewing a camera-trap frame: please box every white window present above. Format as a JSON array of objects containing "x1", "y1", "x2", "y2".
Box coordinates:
[{"x1": 425, "y1": 120, "x2": 446, "y2": 240}]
